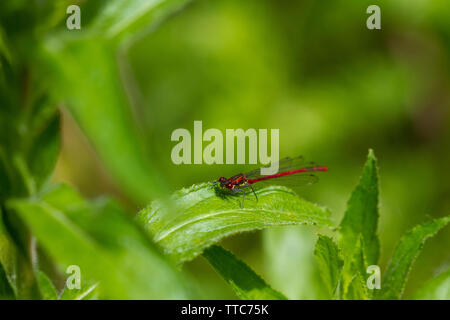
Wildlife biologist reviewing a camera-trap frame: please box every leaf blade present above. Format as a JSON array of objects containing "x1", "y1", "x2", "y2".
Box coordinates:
[
  {"x1": 0, "y1": 262, "x2": 15, "y2": 299},
  {"x1": 89, "y1": 0, "x2": 192, "y2": 42},
  {"x1": 203, "y1": 245, "x2": 287, "y2": 300},
  {"x1": 59, "y1": 282, "x2": 99, "y2": 300},
  {"x1": 138, "y1": 184, "x2": 332, "y2": 264},
  {"x1": 36, "y1": 270, "x2": 58, "y2": 300},
  {"x1": 313, "y1": 235, "x2": 343, "y2": 298},
  {"x1": 7, "y1": 185, "x2": 190, "y2": 299},
  {"x1": 339, "y1": 149, "x2": 380, "y2": 266},
  {"x1": 338, "y1": 149, "x2": 380, "y2": 296},
  {"x1": 43, "y1": 40, "x2": 167, "y2": 204},
  {"x1": 376, "y1": 216, "x2": 450, "y2": 300}
]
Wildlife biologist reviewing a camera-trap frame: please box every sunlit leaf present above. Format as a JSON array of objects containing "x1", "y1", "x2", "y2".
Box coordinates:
[
  {"x1": 59, "y1": 281, "x2": 99, "y2": 300},
  {"x1": 376, "y1": 216, "x2": 450, "y2": 300},
  {"x1": 89, "y1": 0, "x2": 192, "y2": 43},
  {"x1": 345, "y1": 273, "x2": 369, "y2": 300},
  {"x1": 339, "y1": 149, "x2": 380, "y2": 265},
  {"x1": 36, "y1": 270, "x2": 58, "y2": 300},
  {"x1": 338, "y1": 149, "x2": 380, "y2": 294},
  {"x1": 138, "y1": 183, "x2": 332, "y2": 264},
  {"x1": 314, "y1": 235, "x2": 342, "y2": 298},
  {"x1": 42, "y1": 40, "x2": 167, "y2": 204}
]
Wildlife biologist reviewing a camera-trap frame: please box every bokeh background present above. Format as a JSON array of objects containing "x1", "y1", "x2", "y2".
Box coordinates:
[{"x1": 24, "y1": 0, "x2": 450, "y2": 299}]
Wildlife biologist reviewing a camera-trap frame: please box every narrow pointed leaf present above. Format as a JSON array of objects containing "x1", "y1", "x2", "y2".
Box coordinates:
[
  {"x1": 376, "y1": 216, "x2": 450, "y2": 300},
  {"x1": 313, "y1": 235, "x2": 343, "y2": 298},
  {"x1": 345, "y1": 273, "x2": 369, "y2": 300},
  {"x1": 203, "y1": 245, "x2": 287, "y2": 300},
  {"x1": 36, "y1": 271, "x2": 58, "y2": 300},
  {"x1": 339, "y1": 149, "x2": 380, "y2": 266},
  {"x1": 59, "y1": 282, "x2": 99, "y2": 300},
  {"x1": 338, "y1": 150, "x2": 380, "y2": 296}
]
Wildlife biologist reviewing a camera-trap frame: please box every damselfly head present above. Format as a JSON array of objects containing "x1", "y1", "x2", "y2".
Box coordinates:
[
  {"x1": 217, "y1": 176, "x2": 233, "y2": 189},
  {"x1": 218, "y1": 177, "x2": 227, "y2": 184}
]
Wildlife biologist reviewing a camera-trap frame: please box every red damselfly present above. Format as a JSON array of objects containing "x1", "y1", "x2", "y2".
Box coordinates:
[{"x1": 210, "y1": 156, "x2": 328, "y2": 207}]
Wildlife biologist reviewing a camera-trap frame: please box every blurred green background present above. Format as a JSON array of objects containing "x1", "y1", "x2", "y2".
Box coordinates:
[{"x1": 2, "y1": 0, "x2": 449, "y2": 299}]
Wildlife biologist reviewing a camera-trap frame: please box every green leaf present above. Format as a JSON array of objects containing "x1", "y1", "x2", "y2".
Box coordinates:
[
  {"x1": 0, "y1": 150, "x2": 13, "y2": 203},
  {"x1": 338, "y1": 149, "x2": 380, "y2": 295},
  {"x1": 339, "y1": 235, "x2": 371, "y2": 300},
  {"x1": 0, "y1": 208, "x2": 37, "y2": 299},
  {"x1": 341, "y1": 237, "x2": 371, "y2": 300},
  {"x1": 203, "y1": 245, "x2": 287, "y2": 300},
  {"x1": 42, "y1": 39, "x2": 167, "y2": 205},
  {"x1": 40, "y1": 0, "x2": 195, "y2": 204},
  {"x1": 36, "y1": 270, "x2": 58, "y2": 300},
  {"x1": 412, "y1": 268, "x2": 450, "y2": 300},
  {"x1": 313, "y1": 235, "x2": 343, "y2": 298},
  {"x1": 26, "y1": 111, "x2": 60, "y2": 189},
  {"x1": 0, "y1": 68, "x2": 60, "y2": 198},
  {"x1": 376, "y1": 216, "x2": 450, "y2": 300},
  {"x1": 7, "y1": 184, "x2": 190, "y2": 299},
  {"x1": 89, "y1": 0, "x2": 192, "y2": 43},
  {"x1": 137, "y1": 183, "x2": 332, "y2": 264},
  {"x1": 0, "y1": 262, "x2": 15, "y2": 299},
  {"x1": 345, "y1": 273, "x2": 369, "y2": 300},
  {"x1": 339, "y1": 149, "x2": 380, "y2": 266},
  {"x1": 59, "y1": 282, "x2": 99, "y2": 300},
  {"x1": 0, "y1": 27, "x2": 12, "y2": 64}
]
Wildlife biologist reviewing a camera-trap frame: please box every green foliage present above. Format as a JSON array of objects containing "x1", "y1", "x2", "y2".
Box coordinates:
[
  {"x1": 345, "y1": 273, "x2": 369, "y2": 300},
  {"x1": 43, "y1": 39, "x2": 167, "y2": 205},
  {"x1": 313, "y1": 235, "x2": 342, "y2": 298},
  {"x1": 339, "y1": 149, "x2": 379, "y2": 267},
  {"x1": 59, "y1": 282, "x2": 99, "y2": 300},
  {"x1": 0, "y1": 0, "x2": 449, "y2": 301},
  {"x1": 88, "y1": 0, "x2": 192, "y2": 43},
  {"x1": 310, "y1": 150, "x2": 449, "y2": 300},
  {"x1": 36, "y1": 271, "x2": 58, "y2": 300},
  {"x1": 26, "y1": 110, "x2": 60, "y2": 190},
  {"x1": 203, "y1": 245, "x2": 287, "y2": 300},
  {"x1": 375, "y1": 216, "x2": 450, "y2": 300},
  {"x1": 0, "y1": 207, "x2": 37, "y2": 299},
  {"x1": 7, "y1": 184, "x2": 189, "y2": 299},
  {"x1": 137, "y1": 183, "x2": 332, "y2": 264},
  {"x1": 0, "y1": 0, "x2": 205, "y2": 300},
  {"x1": 336, "y1": 149, "x2": 379, "y2": 298},
  {"x1": 0, "y1": 262, "x2": 15, "y2": 300},
  {"x1": 134, "y1": 150, "x2": 450, "y2": 300}
]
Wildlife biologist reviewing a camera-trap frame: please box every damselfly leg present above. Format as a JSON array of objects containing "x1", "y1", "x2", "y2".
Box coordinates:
[{"x1": 233, "y1": 184, "x2": 258, "y2": 208}]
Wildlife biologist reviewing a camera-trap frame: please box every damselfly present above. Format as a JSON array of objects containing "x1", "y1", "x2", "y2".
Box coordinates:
[{"x1": 210, "y1": 156, "x2": 328, "y2": 207}]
